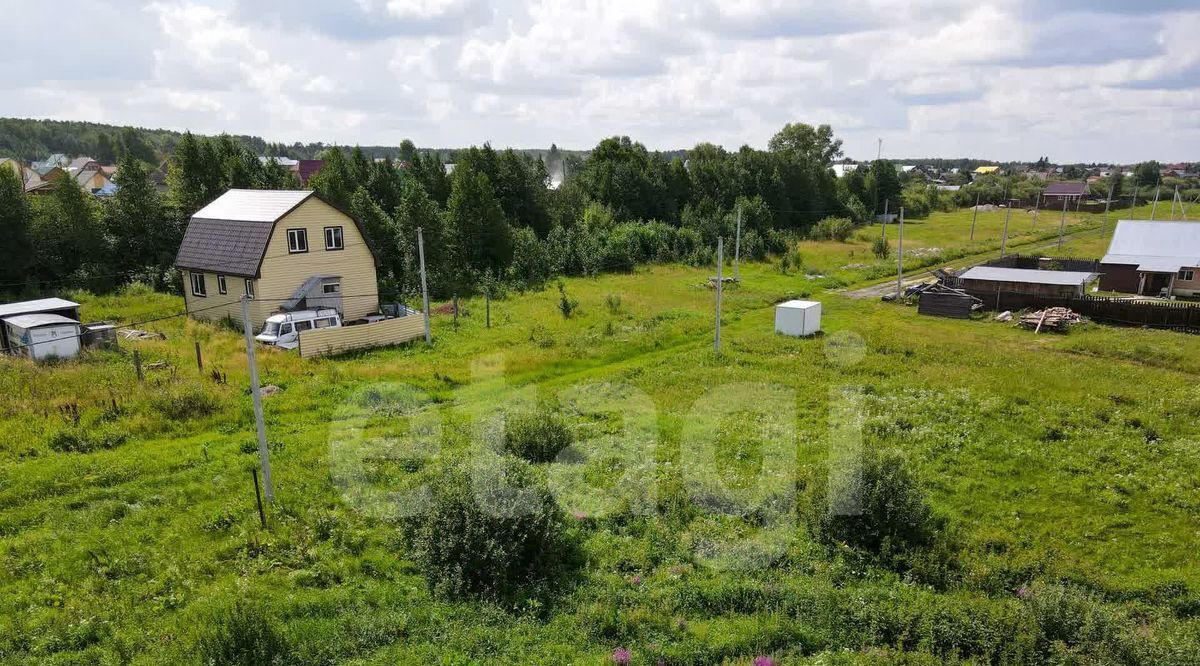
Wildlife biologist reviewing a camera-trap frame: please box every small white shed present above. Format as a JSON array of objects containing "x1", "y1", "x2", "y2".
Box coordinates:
[
  {"x1": 3, "y1": 314, "x2": 82, "y2": 361},
  {"x1": 775, "y1": 300, "x2": 822, "y2": 337}
]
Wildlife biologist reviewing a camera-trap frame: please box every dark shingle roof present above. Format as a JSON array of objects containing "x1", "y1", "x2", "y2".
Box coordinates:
[
  {"x1": 175, "y1": 217, "x2": 277, "y2": 277},
  {"x1": 1043, "y1": 182, "x2": 1088, "y2": 196}
]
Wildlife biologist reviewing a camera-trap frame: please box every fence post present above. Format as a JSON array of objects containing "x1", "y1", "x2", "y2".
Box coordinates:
[
  {"x1": 195, "y1": 341, "x2": 203, "y2": 373},
  {"x1": 133, "y1": 350, "x2": 144, "y2": 382}
]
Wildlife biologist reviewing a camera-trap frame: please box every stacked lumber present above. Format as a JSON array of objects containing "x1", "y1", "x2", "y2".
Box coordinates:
[{"x1": 1019, "y1": 307, "x2": 1082, "y2": 333}]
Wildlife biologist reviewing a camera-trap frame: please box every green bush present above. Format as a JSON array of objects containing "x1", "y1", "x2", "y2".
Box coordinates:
[
  {"x1": 402, "y1": 459, "x2": 572, "y2": 600},
  {"x1": 504, "y1": 408, "x2": 573, "y2": 463},
  {"x1": 47, "y1": 425, "x2": 127, "y2": 453},
  {"x1": 557, "y1": 282, "x2": 579, "y2": 319},
  {"x1": 194, "y1": 600, "x2": 293, "y2": 666},
  {"x1": 872, "y1": 236, "x2": 891, "y2": 259},
  {"x1": 809, "y1": 217, "x2": 855, "y2": 242},
  {"x1": 150, "y1": 382, "x2": 221, "y2": 421},
  {"x1": 802, "y1": 449, "x2": 945, "y2": 565}
]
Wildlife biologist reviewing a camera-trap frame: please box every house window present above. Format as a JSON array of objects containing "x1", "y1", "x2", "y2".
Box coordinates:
[
  {"x1": 190, "y1": 272, "x2": 207, "y2": 297},
  {"x1": 322, "y1": 282, "x2": 341, "y2": 295},
  {"x1": 287, "y1": 228, "x2": 308, "y2": 253},
  {"x1": 324, "y1": 226, "x2": 344, "y2": 250},
  {"x1": 1179, "y1": 269, "x2": 1195, "y2": 281},
  {"x1": 217, "y1": 275, "x2": 227, "y2": 294},
  {"x1": 244, "y1": 279, "x2": 255, "y2": 298}
]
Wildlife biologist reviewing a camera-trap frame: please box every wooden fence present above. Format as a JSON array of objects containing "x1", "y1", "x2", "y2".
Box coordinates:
[
  {"x1": 297, "y1": 314, "x2": 425, "y2": 358},
  {"x1": 966, "y1": 290, "x2": 1200, "y2": 332}
]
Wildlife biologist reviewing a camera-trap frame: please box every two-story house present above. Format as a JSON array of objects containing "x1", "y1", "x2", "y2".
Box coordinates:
[{"x1": 175, "y1": 189, "x2": 379, "y2": 329}]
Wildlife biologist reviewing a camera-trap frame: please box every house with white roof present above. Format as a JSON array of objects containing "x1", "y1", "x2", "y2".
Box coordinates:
[{"x1": 1099, "y1": 220, "x2": 1200, "y2": 297}]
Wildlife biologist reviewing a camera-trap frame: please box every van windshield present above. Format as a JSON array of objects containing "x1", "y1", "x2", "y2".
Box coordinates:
[{"x1": 260, "y1": 321, "x2": 281, "y2": 336}]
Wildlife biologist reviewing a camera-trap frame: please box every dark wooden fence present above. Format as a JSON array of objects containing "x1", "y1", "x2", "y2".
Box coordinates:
[{"x1": 966, "y1": 290, "x2": 1200, "y2": 332}]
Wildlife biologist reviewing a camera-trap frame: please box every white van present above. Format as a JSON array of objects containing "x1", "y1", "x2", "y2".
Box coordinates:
[{"x1": 255, "y1": 309, "x2": 341, "y2": 349}]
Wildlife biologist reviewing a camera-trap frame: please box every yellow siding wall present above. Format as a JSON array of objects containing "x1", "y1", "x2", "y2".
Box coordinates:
[
  {"x1": 182, "y1": 272, "x2": 268, "y2": 328},
  {"x1": 298, "y1": 315, "x2": 425, "y2": 358},
  {"x1": 257, "y1": 197, "x2": 379, "y2": 321}
]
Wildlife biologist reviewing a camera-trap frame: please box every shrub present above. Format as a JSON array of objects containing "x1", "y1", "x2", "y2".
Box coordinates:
[
  {"x1": 557, "y1": 282, "x2": 579, "y2": 319},
  {"x1": 1026, "y1": 584, "x2": 1123, "y2": 658},
  {"x1": 810, "y1": 217, "x2": 855, "y2": 242},
  {"x1": 150, "y1": 382, "x2": 221, "y2": 421},
  {"x1": 802, "y1": 449, "x2": 944, "y2": 565},
  {"x1": 194, "y1": 600, "x2": 293, "y2": 666},
  {"x1": 504, "y1": 408, "x2": 573, "y2": 463},
  {"x1": 872, "y1": 236, "x2": 891, "y2": 259},
  {"x1": 47, "y1": 426, "x2": 128, "y2": 453},
  {"x1": 402, "y1": 459, "x2": 572, "y2": 600},
  {"x1": 605, "y1": 293, "x2": 622, "y2": 314}
]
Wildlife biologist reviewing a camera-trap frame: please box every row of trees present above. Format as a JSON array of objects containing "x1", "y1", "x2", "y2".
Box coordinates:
[{"x1": 2, "y1": 122, "x2": 938, "y2": 300}]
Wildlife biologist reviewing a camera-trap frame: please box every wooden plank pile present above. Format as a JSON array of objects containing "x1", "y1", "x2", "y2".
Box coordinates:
[{"x1": 1019, "y1": 307, "x2": 1082, "y2": 333}]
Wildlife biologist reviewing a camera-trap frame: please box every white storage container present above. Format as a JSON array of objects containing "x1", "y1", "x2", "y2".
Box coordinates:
[{"x1": 774, "y1": 300, "x2": 821, "y2": 337}]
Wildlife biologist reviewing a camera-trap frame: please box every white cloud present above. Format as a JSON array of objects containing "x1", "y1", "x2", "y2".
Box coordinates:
[{"x1": 1, "y1": 0, "x2": 1197, "y2": 162}]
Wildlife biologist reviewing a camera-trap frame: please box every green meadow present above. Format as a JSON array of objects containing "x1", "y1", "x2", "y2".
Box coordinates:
[{"x1": 2, "y1": 204, "x2": 1199, "y2": 664}]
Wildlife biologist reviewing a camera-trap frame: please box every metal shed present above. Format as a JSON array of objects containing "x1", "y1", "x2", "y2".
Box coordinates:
[
  {"x1": 3, "y1": 313, "x2": 82, "y2": 361},
  {"x1": 0, "y1": 298, "x2": 81, "y2": 351}
]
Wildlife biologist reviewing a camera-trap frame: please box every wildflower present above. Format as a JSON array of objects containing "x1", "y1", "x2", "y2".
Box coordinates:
[
  {"x1": 611, "y1": 647, "x2": 631, "y2": 665},
  {"x1": 630, "y1": 575, "x2": 642, "y2": 586},
  {"x1": 1016, "y1": 585, "x2": 1032, "y2": 599},
  {"x1": 572, "y1": 511, "x2": 589, "y2": 521},
  {"x1": 754, "y1": 657, "x2": 776, "y2": 666}
]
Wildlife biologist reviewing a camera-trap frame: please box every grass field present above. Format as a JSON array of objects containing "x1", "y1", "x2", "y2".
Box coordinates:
[{"x1": 3, "y1": 205, "x2": 1199, "y2": 664}]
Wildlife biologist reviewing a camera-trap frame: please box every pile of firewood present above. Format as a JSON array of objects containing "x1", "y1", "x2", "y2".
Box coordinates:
[{"x1": 1019, "y1": 307, "x2": 1083, "y2": 333}]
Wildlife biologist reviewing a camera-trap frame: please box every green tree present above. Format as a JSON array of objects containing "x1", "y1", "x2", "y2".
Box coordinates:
[
  {"x1": 447, "y1": 166, "x2": 512, "y2": 280},
  {"x1": 1133, "y1": 161, "x2": 1162, "y2": 188},
  {"x1": 308, "y1": 148, "x2": 357, "y2": 211},
  {"x1": 868, "y1": 159, "x2": 902, "y2": 214},
  {"x1": 0, "y1": 167, "x2": 33, "y2": 287},
  {"x1": 32, "y1": 176, "x2": 107, "y2": 283},
  {"x1": 167, "y1": 131, "x2": 215, "y2": 216},
  {"x1": 349, "y1": 187, "x2": 403, "y2": 296},
  {"x1": 395, "y1": 179, "x2": 450, "y2": 297},
  {"x1": 398, "y1": 139, "x2": 417, "y2": 165},
  {"x1": 105, "y1": 154, "x2": 172, "y2": 281},
  {"x1": 768, "y1": 123, "x2": 843, "y2": 166}
]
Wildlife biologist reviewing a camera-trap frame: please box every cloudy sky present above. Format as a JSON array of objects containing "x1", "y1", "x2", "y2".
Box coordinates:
[{"x1": 4, "y1": 0, "x2": 1199, "y2": 162}]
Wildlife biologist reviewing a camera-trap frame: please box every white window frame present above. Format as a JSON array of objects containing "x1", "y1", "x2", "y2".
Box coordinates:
[
  {"x1": 1179, "y1": 269, "x2": 1195, "y2": 281},
  {"x1": 217, "y1": 274, "x2": 227, "y2": 294},
  {"x1": 322, "y1": 282, "x2": 341, "y2": 295},
  {"x1": 324, "y1": 226, "x2": 344, "y2": 250},
  {"x1": 244, "y1": 279, "x2": 255, "y2": 299},
  {"x1": 287, "y1": 228, "x2": 308, "y2": 253},
  {"x1": 190, "y1": 272, "x2": 206, "y2": 297}
]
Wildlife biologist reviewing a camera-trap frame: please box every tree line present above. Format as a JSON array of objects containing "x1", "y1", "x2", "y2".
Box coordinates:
[{"x1": 0, "y1": 121, "x2": 972, "y2": 301}]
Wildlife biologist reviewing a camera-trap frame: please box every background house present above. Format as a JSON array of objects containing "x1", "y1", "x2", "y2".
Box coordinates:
[
  {"x1": 1042, "y1": 181, "x2": 1089, "y2": 205},
  {"x1": 1100, "y1": 220, "x2": 1200, "y2": 297},
  {"x1": 175, "y1": 189, "x2": 379, "y2": 329}
]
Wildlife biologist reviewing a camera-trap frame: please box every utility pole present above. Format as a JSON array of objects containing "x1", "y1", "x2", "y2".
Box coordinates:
[
  {"x1": 881, "y1": 199, "x2": 889, "y2": 240},
  {"x1": 417, "y1": 227, "x2": 431, "y2": 344},
  {"x1": 1103, "y1": 181, "x2": 1114, "y2": 226},
  {"x1": 969, "y1": 192, "x2": 980, "y2": 240},
  {"x1": 1150, "y1": 185, "x2": 1161, "y2": 220},
  {"x1": 1032, "y1": 192, "x2": 1041, "y2": 228},
  {"x1": 1000, "y1": 199, "x2": 1012, "y2": 257},
  {"x1": 734, "y1": 204, "x2": 742, "y2": 281},
  {"x1": 1131, "y1": 185, "x2": 1139, "y2": 217},
  {"x1": 877, "y1": 138, "x2": 882, "y2": 160},
  {"x1": 1057, "y1": 195, "x2": 1069, "y2": 250},
  {"x1": 896, "y1": 207, "x2": 905, "y2": 301},
  {"x1": 241, "y1": 296, "x2": 273, "y2": 503},
  {"x1": 1171, "y1": 185, "x2": 1179, "y2": 220},
  {"x1": 714, "y1": 237, "x2": 723, "y2": 354}
]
